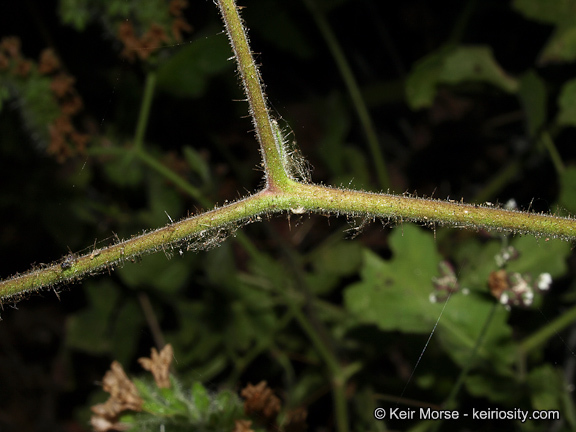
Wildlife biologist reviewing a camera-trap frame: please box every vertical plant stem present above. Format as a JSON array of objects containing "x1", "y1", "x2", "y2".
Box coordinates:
[
  {"x1": 288, "y1": 298, "x2": 350, "y2": 432},
  {"x1": 448, "y1": 0, "x2": 478, "y2": 44},
  {"x1": 137, "y1": 292, "x2": 166, "y2": 349},
  {"x1": 444, "y1": 303, "x2": 498, "y2": 406},
  {"x1": 216, "y1": 0, "x2": 291, "y2": 190},
  {"x1": 303, "y1": 0, "x2": 391, "y2": 190},
  {"x1": 133, "y1": 71, "x2": 157, "y2": 152},
  {"x1": 429, "y1": 302, "x2": 498, "y2": 432},
  {"x1": 540, "y1": 131, "x2": 565, "y2": 175}
]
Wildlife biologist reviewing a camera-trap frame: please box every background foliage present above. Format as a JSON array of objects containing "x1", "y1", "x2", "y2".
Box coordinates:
[{"x1": 1, "y1": 0, "x2": 576, "y2": 431}]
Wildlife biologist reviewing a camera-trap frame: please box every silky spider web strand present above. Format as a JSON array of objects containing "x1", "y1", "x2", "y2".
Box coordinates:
[{"x1": 398, "y1": 291, "x2": 453, "y2": 402}]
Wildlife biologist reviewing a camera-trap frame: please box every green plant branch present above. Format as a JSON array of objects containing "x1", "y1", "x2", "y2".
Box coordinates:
[
  {"x1": 427, "y1": 304, "x2": 497, "y2": 432},
  {"x1": 217, "y1": 0, "x2": 290, "y2": 190},
  {"x1": 88, "y1": 145, "x2": 208, "y2": 206},
  {"x1": 273, "y1": 230, "x2": 354, "y2": 432},
  {"x1": 443, "y1": 303, "x2": 498, "y2": 408},
  {"x1": 133, "y1": 70, "x2": 156, "y2": 153},
  {"x1": 303, "y1": 0, "x2": 391, "y2": 190},
  {"x1": 2, "y1": 0, "x2": 576, "y2": 303},
  {"x1": 519, "y1": 303, "x2": 576, "y2": 355},
  {"x1": 2, "y1": 182, "x2": 574, "y2": 298},
  {"x1": 540, "y1": 130, "x2": 565, "y2": 175},
  {"x1": 284, "y1": 288, "x2": 351, "y2": 432}
]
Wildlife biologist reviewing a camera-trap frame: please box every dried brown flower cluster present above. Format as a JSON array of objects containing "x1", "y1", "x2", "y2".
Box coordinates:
[
  {"x1": 117, "y1": 0, "x2": 192, "y2": 61},
  {"x1": 0, "y1": 37, "x2": 88, "y2": 162},
  {"x1": 233, "y1": 419, "x2": 255, "y2": 432},
  {"x1": 240, "y1": 381, "x2": 308, "y2": 432},
  {"x1": 138, "y1": 343, "x2": 173, "y2": 388},
  {"x1": 91, "y1": 344, "x2": 174, "y2": 432},
  {"x1": 241, "y1": 381, "x2": 282, "y2": 421},
  {"x1": 90, "y1": 348, "x2": 307, "y2": 432},
  {"x1": 90, "y1": 361, "x2": 143, "y2": 432}
]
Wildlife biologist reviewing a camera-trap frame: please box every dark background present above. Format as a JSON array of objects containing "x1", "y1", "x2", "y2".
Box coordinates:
[{"x1": 1, "y1": 1, "x2": 575, "y2": 431}]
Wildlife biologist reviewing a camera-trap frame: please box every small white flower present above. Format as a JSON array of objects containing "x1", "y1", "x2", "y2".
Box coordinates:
[
  {"x1": 500, "y1": 292, "x2": 509, "y2": 305},
  {"x1": 536, "y1": 273, "x2": 552, "y2": 291},
  {"x1": 429, "y1": 293, "x2": 437, "y2": 304},
  {"x1": 522, "y1": 290, "x2": 534, "y2": 306}
]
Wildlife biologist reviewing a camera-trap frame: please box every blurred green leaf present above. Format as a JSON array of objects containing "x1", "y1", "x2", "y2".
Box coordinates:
[
  {"x1": 111, "y1": 300, "x2": 146, "y2": 364},
  {"x1": 118, "y1": 253, "x2": 190, "y2": 294},
  {"x1": 436, "y1": 295, "x2": 514, "y2": 373},
  {"x1": 315, "y1": 92, "x2": 351, "y2": 176},
  {"x1": 345, "y1": 224, "x2": 515, "y2": 371},
  {"x1": 66, "y1": 281, "x2": 145, "y2": 364},
  {"x1": 528, "y1": 364, "x2": 563, "y2": 411},
  {"x1": 142, "y1": 174, "x2": 183, "y2": 228},
  {"x1": 452, "y1": 237, "x2": 502, "y2": 293},
  {"x1": 183, "y1": 146, "x2": 211, "y2": 185},
  {"x1": 58, "y1": 0, "x2": 91, "y2": 31},
  {"x1": 191, "y1": 381, "x2": 211, "y2": 417},
  {"x1": 557, "y1": 78, "x2": 576, "y2": 126},
  {"x1": 405, "y1": 45, "x2": 450, "y2": 110},
  {"x1": 518, "y1": 70, "x2": 547, "y2": 137},
  {"x1": 406, "y1": 45, "x2": 518, "y2": 109},
  {"x1": 507, "y1": 235, "x2": 571, "y2": 278},
  {"x1": 441, "y1": 47, "x2": 518, "y2": 91},
  {"x1": 225, "y1": 295, "x2": 277, "y2": 351},
  {"x1": 103, "y1": 154, "x2": 144, "y2": 187},
  {"x1": 513, "y1": 0, "x2": 576, "y2": 24},
  {"x1": 559, "y1": 166, "x2": 576, "y2": 214},
  {"x1": 514, "y1": 0, "x2": 576, "y2": 63},
  {"x1": 156, "y1": 31, "x2": 232, "y2": 98},
  {"x1": 344, "y1": 224, "x2": 442, "y2": 333},
  {"x1": 539, "y1": 25, "x2": 576, "y2": 64},
  {"x1": 338, "y1": 146, "x2": 372, "y2": 190},
  {"x1": 306, "y1": 238, "x2": 363, "y2": 295},
  {"x1": 66, "y1": 280, "x2": 119, "y2": 354},
  {"x1": 465, "y1": 371, "x2": 521, "y2": 404}
]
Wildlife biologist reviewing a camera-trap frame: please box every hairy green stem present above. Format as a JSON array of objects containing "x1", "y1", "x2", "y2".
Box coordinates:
[
  {"x1": 303, "y1": 0, "x2": 391, "y2": 190},
  {"x1": 216, "y1": 0, "x2": 290, "y2": 190},
  {"x1": 2, "y1": 181, "x2": 576, "y2": 299},
  {"x1": 2, "y1": 0, "x2": 576, "y2": 305},
  {"x1": 0, "y1": 184, "x2": 573, "y2": 303}
]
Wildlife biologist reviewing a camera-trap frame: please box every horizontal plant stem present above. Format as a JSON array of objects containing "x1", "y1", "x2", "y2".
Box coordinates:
[
  {"x1": 283, "y1": 183, "x2": 576, "y2": 238},
  {"x1": 2, "y1": 181, "x2": 575, "y2": 300}
]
